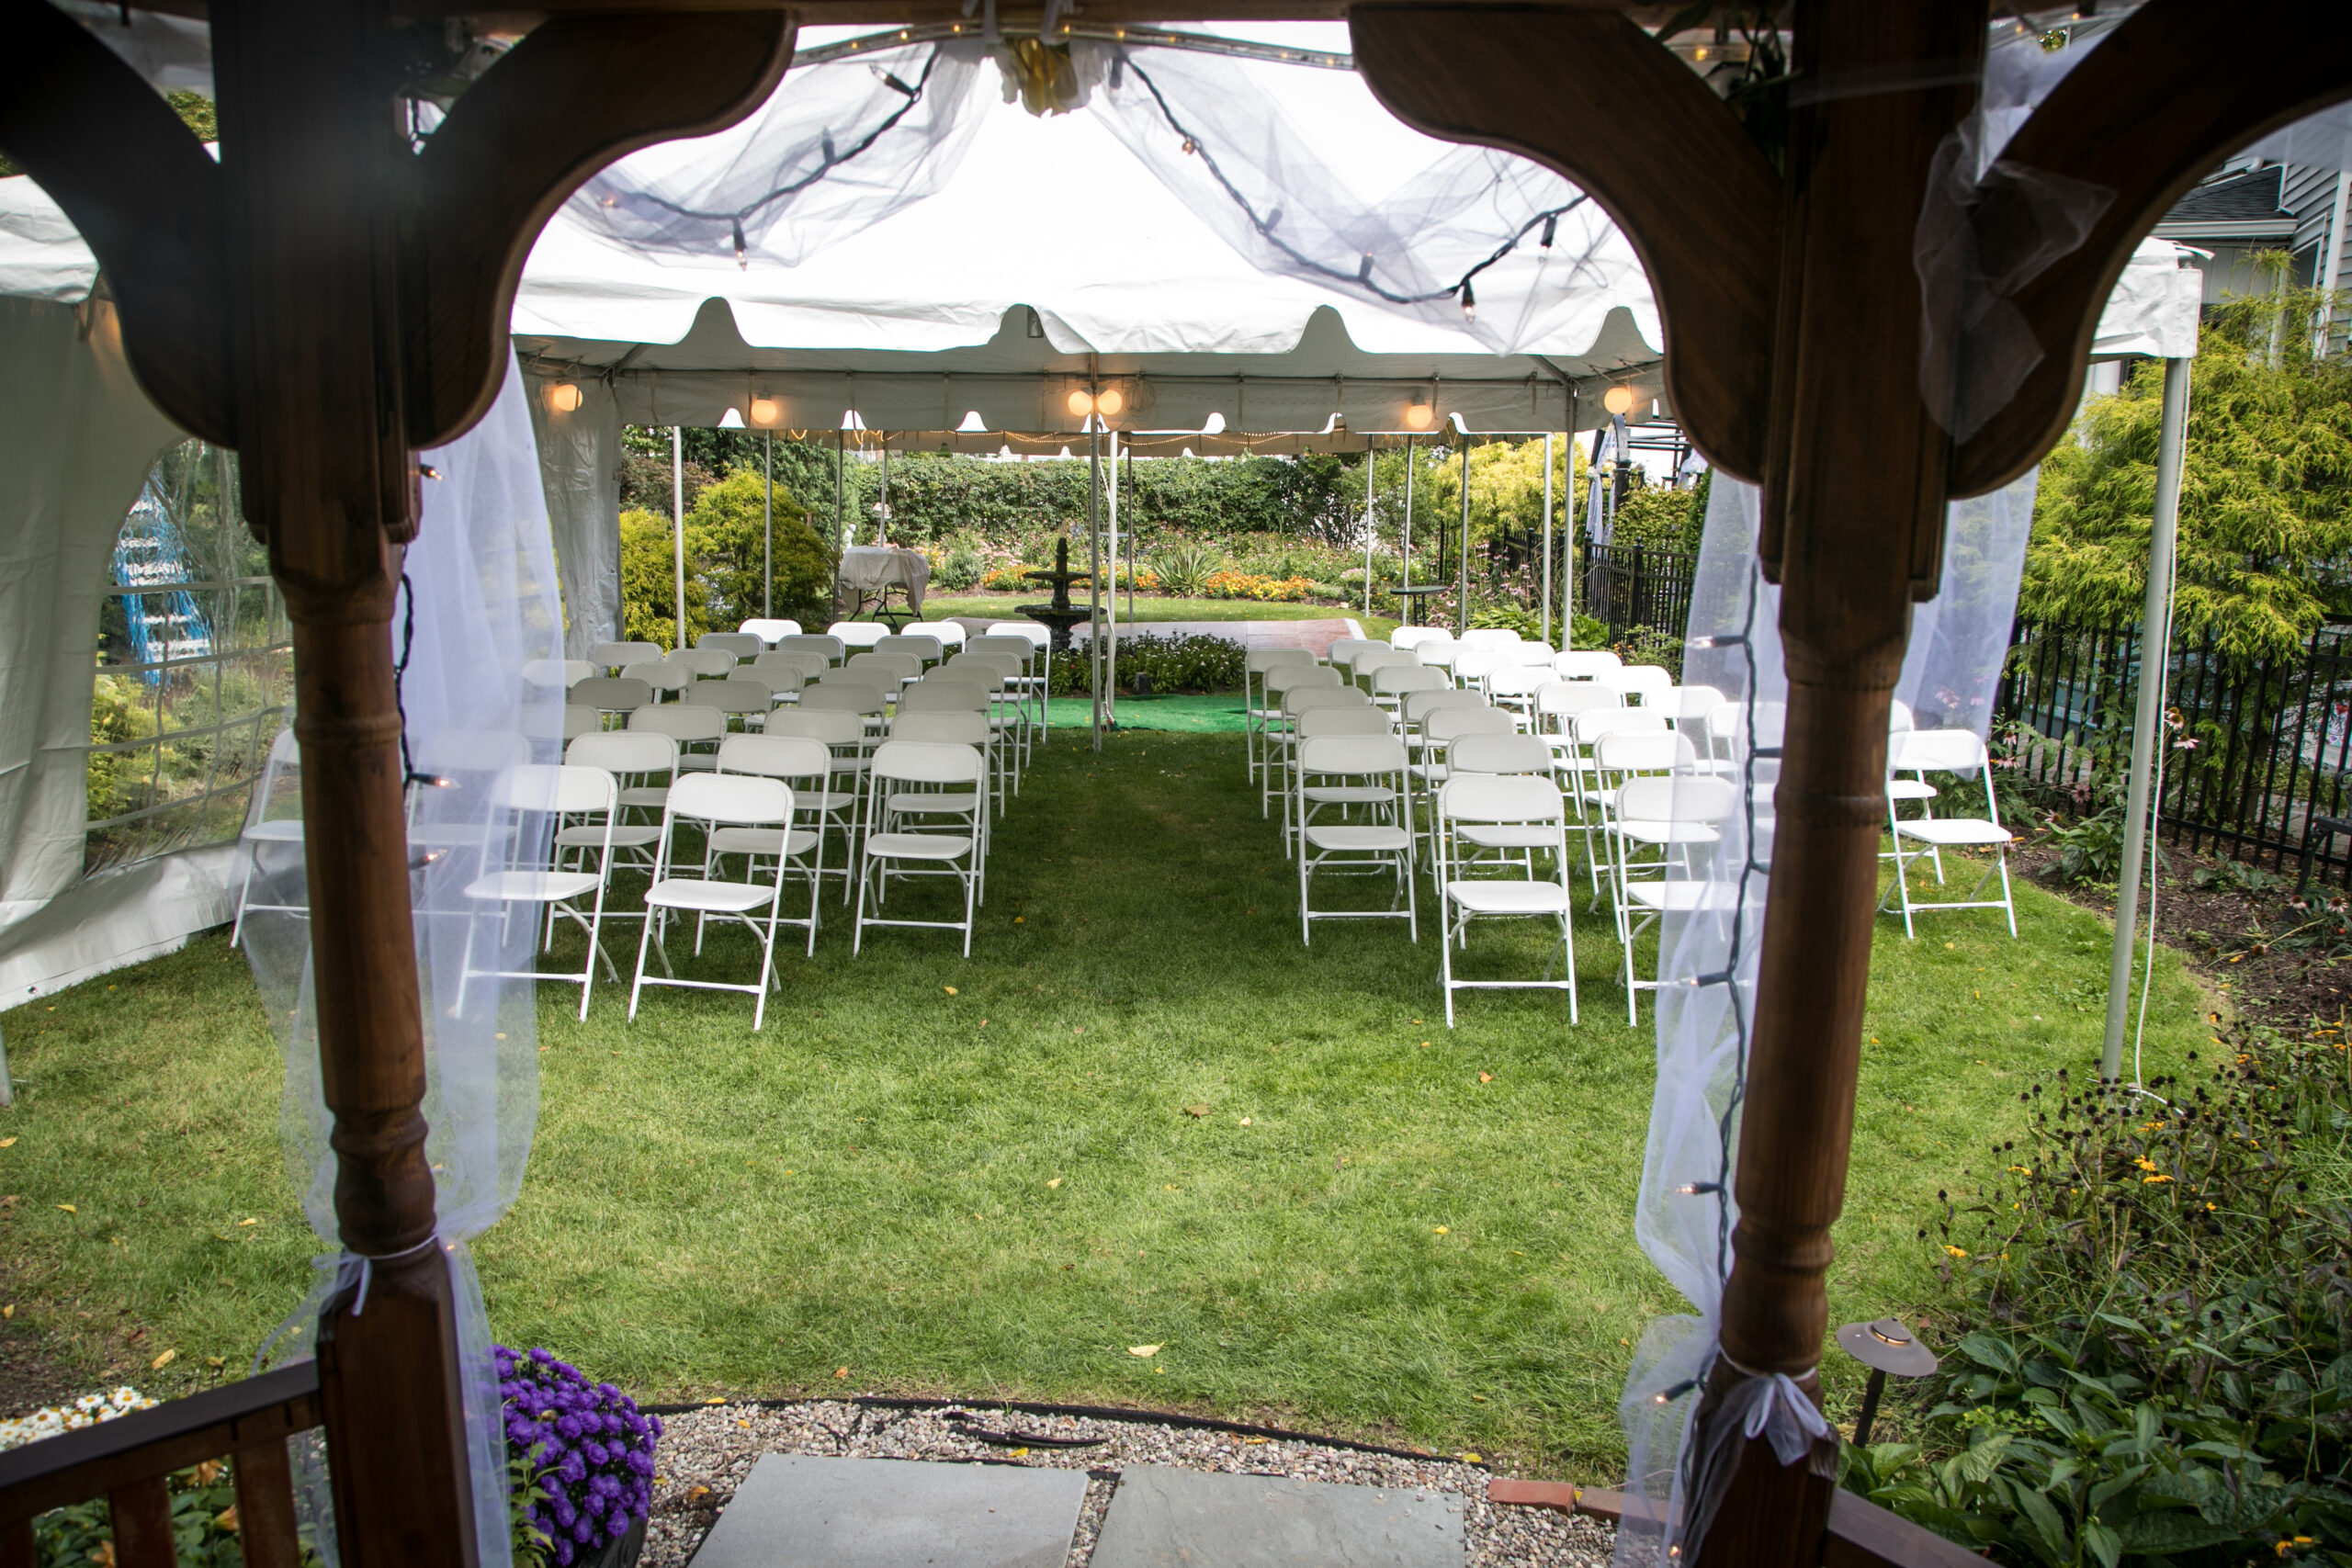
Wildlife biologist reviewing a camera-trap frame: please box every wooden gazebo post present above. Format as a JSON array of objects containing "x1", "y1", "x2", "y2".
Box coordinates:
[
  {"x1": 1351, "y1": 2, "x2": 2352, "y2": 1564},
  {"x1": 0, "y1": 3, "x2": 792, "y2": 1560}
]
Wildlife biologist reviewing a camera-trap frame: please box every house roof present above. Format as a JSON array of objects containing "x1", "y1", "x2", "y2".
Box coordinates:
[{"x1": 2154, "y1": 164, "x2": 2297, "y2": 240}]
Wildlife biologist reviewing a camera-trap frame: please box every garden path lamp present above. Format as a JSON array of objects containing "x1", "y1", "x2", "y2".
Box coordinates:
[{"x1": 1836, "y1": 1315, "x2": 1938, "y2": 1447}]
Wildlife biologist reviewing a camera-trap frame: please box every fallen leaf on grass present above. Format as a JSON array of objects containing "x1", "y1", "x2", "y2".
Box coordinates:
[
  {"x1": 0, "y1": 1138, "x2": 16, "y2": 1148},
  {"x1": 704, "y1": 1396, "x2": 727, "y2": 1405},
  {"x1": 55, "y1": 1204, "x2": 75, "y2": 1214},
  {"x1": 1128, "y1": 1345, "x2": 1160, "y2": 1358},
  {"x1": 1010, "y1": 1446, "x2": 1030, "y2": 1457},
  {"x1": 835, "y1": 1367, "x2": 850, "y2": 1380},
  {"x1": 1478, "y1": 1072, "x2": 1493, "y2": 1083},
  {"x1": 1183, "y1": 1105, "x2": 1210, "y2": 1118},
  {"x1": 3, "y1": 1305, "x2": 13, "y2": 1320},
  {"x1": 1461, "y1": 1451, "x2": 1484, "y2": 1464},
  {"x1": 1046, "y1": 1177, "x2": 1062, "y2": 1188},
  {"x1": 1471, "y1": 1394, "x2": 1488, "y2": 1403},
  {"x1": 238, "y1": 1218, "x2": 257, "y2": 1227},
  {"x1": 1238, "y1": 1117, "x2": 1251, "y2": 1126},
  {"x1": 944, "y1": 986, "x2": 957, "y2": 995},
  {"x1": 1432, "y1": 1226, "x2": 1450, "y2": 1235},
  {"x1": 151, "y1": 1349, "x2": 175, "y2": 1371}
]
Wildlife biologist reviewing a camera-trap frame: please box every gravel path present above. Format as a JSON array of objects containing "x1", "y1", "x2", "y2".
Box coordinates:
[{"x1": 642, "y1": 1399, "x2": 1613, "y2": 1568}]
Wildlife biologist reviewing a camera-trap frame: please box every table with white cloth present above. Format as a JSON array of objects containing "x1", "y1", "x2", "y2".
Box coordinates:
[{"x1": 835, "y1": 545, "x2": 930, "y2": 623}]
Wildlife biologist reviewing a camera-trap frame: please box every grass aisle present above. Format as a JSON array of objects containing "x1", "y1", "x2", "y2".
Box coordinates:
[{"x1": 0, "y1": 729, "x2": 2209, "y2": 1474}]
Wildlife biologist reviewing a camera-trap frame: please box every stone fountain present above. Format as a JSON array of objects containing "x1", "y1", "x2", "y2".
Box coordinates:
[{"x1": 1017, "y1": 535, "x2": 1094, "y2": 654}]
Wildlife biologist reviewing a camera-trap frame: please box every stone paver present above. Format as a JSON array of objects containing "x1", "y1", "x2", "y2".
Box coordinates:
[
  {"x1": 686, "y1": 1453, "x2": 1088, "y2": 1568},
  {"x1": 1089, "y1": 1465, "x2": 1464, "y2": 1568}
]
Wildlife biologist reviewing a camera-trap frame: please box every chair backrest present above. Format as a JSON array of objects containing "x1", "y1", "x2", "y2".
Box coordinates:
[
  {"x1": 1350, "y1": 647, "x2": 1412, "y2": 680},
  {"x1": 1510, "y1": 641, "x2": 1559, "y2": 667},
  {"x1": 828, "y1": 621, "x2": 889, "y2": 649},
  {"x1": 587, "y1": 639, "x2": 661, "y2": 671},
  {"x1": 1440, "y1": 773, "x2": 1565, "y2": 826},
  {"x1": 753, "y1": 650, "x2": 829, "y2": 683},
  {"x1": 890, "y1": 711, "x2": 989, "y2": 746},
  {"x1": 1593, "y1": 730, "x2": 1700, "y2": 775},
  {"x1": 1536, "y1": 682, "x2": 1619, "y2": 725},
  {"x1": 1414, "y1": 640, "x2": 1462, "y2": 670},
  {"x1": 1458, "y1": 626, "x2": 1521, "y2": 652},
  {"x1": 1454, "y1": 649, "x2": 1512, "y2": 684},
  {"x1": 799, "y1": 682, "x2": 888, "y2": 716},
  {"x1": 874, "y1": 634, "x2": 943, "y2": 666},
  {"x1": 562, "y1": 705, "x2": 597, "y2": 739},
  {"x1": 1426, "y1": 706, "x2": 1517, "y2": 745},
  {"x1": 1399, "y1": 688, "x2": 1488, "y2": 727},
  {"x1": 1283, "y1": 686, "x2": 1373, "y2": 718},
  {"x1": 1299, "y1": 733, "x2": 1408, "y2": 777},
  {"x1": 1670, "y1": 684, "x2": 1727, "y2": 722},
  {"x1": 967, "y1": 635, "x2": 1036, "y2": 666},
  {"x1": 1373, "y1": 664, "x2": 1450, "y2": 697},
  {"x1": 1485, "y1": 664, "x2": 1549, "y2": 698},
  {"x1": 737, "y1": 617, "x2": 801, "y2": 644},
  {"x1": 1324, "y1": 637, "x2": 1382, "y2": 671},
  {"x1": 628, "y1": 705, "x2": 728, "y2": 745},
  {"x1": 946, "y1": 651, "x2": 1020, "y2": 682},
  {"x1": 1572, "y1": 707, "x2": 1668, "y2": 745},
  {"x1": 522, "y1": 658, "x2": 593, "y2": 690},
  {"x1": 899, "y1": 681, "x2": 990, "y2": 713},
  {"x1": 490, "y1": 762, "x2": 614, "y2": 817},
  {"x1": 1296, "y1": 706, "x2": 1395, "y2": 739},
  {"x1": 571, "y1": 677, "x2": 651, "y2": 714},
  {"x1": 1265, "y1": 663, "x2": 1341, "y2": 696},
  {"x1": 1390, "y1": 626, "x2": 1451, "y2": 651},
  {"x1": 566, "y1": 730, "x2": 677, "y2": 778},
  {"x1": 1605, "y1": 664, "x2": 1676, "y2": 705},
  {"x1": 775, "y1": 634, "x2": 845, "y2": 664},
  {"x1": 1248, "y1": 647, "x2": 1316, "y2": 676},
  {"x1": 1616, "y1": 773, "x2": 1739, "y2": 827},
  {"x1": 1447, "y1": 733, "x2": 1555, "y2": 776},
  {"x1": 666, "y1": 772, "x2": 793, "y2": 827},
  {"x1": 984, "y1": 620, "x2": 1050, "y2": 649},
  {"x1": 696, "y1": 631, "x2": 765, "y2": 660},
  {"x1": 619, "y1": 660, "x2": 692, "y2": 694},
  {"x1": 670, "y1": 647, "x2": 739, "y2": 679},
  {"x1": 682, "y1": 679, "x2": 776, "y2": 716},
  {"x1": 1889, "y1": 698, "x2": 1917, "y2": 734},
  {"x1": 1891, "y1": 727, "x2": 1987, "y2": 776},
  {"x1": 913, "y1": 620, "x2": 967, "y2": 649},
  {"x1": 1555, "y1": 649, "x2": 1623, "y2": 680},
  {"x1": 412, "y1": 729, "x2": 528, "y2": 780},
  {"x1": 846, "y1": 651, "x2": 922, "y2": 683},
  {"x1": 717, "y1": 734, "x2": 830, "y2": 783},
  {"x1": 763, "y1": 709, "x2": 864, "y2": 749},
  {"x1": 871, "y1": 739, "x2": 985, "y2": 786},
  {"x1": 741, "y1": 663, "x2": 806, "y2": 698}
]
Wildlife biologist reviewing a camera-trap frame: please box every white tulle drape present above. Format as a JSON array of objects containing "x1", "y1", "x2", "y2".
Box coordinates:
[
  {"x1": 1611, "y1": 467, "x2": 2035, "y2": 1568},
  {"x1": 243, "y1": 353, "x2": 561, "y2": 1567}
]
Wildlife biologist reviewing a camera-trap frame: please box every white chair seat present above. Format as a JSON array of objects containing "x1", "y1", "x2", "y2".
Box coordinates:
[
  {"x1": 557, "y1": 824, "x2": 658, "y2": 849},
  {"x1": 1895, "y1": 818, "x2": 2013, "y2": 847},
  {"x1": 1625, "y1": 881, "x2": 1743, "y2": 913},
  {"x1": 708, "y1": 826, "x2": 821, "y2": 858},
  {"x1": 643, "y1": 877, "x2": 777, "y2": 914},
  {"x1": 618, "y1": 785, "x2": 671, "y2": 810},
  {"x1": 1612, "y1": 820, "x2": 1725, "y2": 848},
  {"x1": 677, "y1": 755, "x2": 718, "y2": 772},
  {"x1": 1445, "y1": 880, "x2": 1576, "y2": 915},
  {"x1": 1459, "y1": 825, "x2": 1556, "y2": 850},
  {"x1": 889, "y1": 789, "x2": 980, "y2": 813},
  {"x1": 1887, "y1": 779, "x2": 1939, "y2": 801},
  {"x1": 865, "y1": 832, "x2": 975, "y2": 861},
  {"x1": 243, "y1": 819, "x2": 305, "y2": 843},
  {"x1": 1304, "y1": 825, "x2": 1411, "y2": 852},
  {"x1": 1304, "y1": 784, "x2": 1394, "y2": 807},
  {"x1": 464, "y1": 870, "x2": 600, "y2": 903}
]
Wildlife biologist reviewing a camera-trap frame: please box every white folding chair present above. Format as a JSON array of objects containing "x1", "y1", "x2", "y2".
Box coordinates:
[
  {"x1": 230, "y1": 727, "x2": 306, "y2": 949},
  {"x1": 1446, "y1": 731, "x2": 1562, "y2": 878},
  {"x1": 1485, "y1": 664, "x2": 1550, "y2": 728},
  {"x1": 945, "y1": 652, "x2": 1028, "y2": 777},
  {"x1": 846, "y1": 650, "x2": 922, "y2": 690},
  {"x1": 1454, "y1": 649, "x2": 1513, "y2": 692},
  {"x1": 828, "y1": 620, "x2": 890, "y2": 651},
  {"x1": 1434, "y1": 774, "x2": 1580, "y2": 1028},
  {"x1": 775, "y1": 633, "x2": 846, "y2": 667},
  {"x1": 1459, "y1": 627, "x2": 1521, "y2": 654},
  {"x1": 1883, "y1": 728, "x2": 2017, "y2": 938},
  {"x1": 901, "y1": 681, "x2": 1006, "y2": 806},
  {"x1": 1535, "y1": 681, "x2": 1619, "y2": 764},
  {"x1": 1603, "y1": 664, "x2": 1676, "y2": 708},
  {"x1": 684, "y1": 678, "x2": 778, "y2": 732},
  {"x1": 666, "y1": 646, "x2": 735, "y2": 680},
  {"x1": 629, "y1": 773, "x2": 799, "y2": 1030},
  {"x1": 913, "y1": 620, "x2": 967, "y2": 650},
  {"x1": 460, "y1": 763, "x2": 618, "y2": 1021},
  {"x1": 1324, "y1": 637, "x2": 1384, "y2": 679},
  {"x1": 1884, "y1": 699, "x2": 1941, "y2": 874},
  {"x1": 854, "y1": 740, "x2": 989, "y2": 956},
  {"x1": 763, "y1": 709, "x2": 868, "y2": 890},
  {"x1": 1372, "y1": 662, "x2": 1449, "y2": 720},
  {"x1": 738, "y1": 617, "x2": 801, "y2": 646},
  {"x1": 628, "y1": 704, "x2": 727, "y2": 773},
  {"x1": 801, "y1": 681, "x2": 890, "y2": 750},
  {"x1": 1247, "y1": 648, "x2": 1317, "y2": 784},
  {"x1": 1510, "y1": 641, "x2": 1559, "y2": 667},
  {"x1": 874, "y1": 633, "x2": 944, "y2": 669},
  {"x1": 562, "y1": 705, "x2": 598, "y2": 740},
  {"x1": 1554, "y1": 649, "x2": 1622, "y2": 681},
  {"x1": 711, "y1": 735, "x2": 829, "y2": 956},
  {"x1": 571, "y1": 676, "x2": 651, "y2": 726},
  {"x1": 1412, "y1": 706, "x2": 1514, "y2": 862},
  {"x1": 561, "y1": 731, "x2": 672, "y2": 877},
  {"x1": 968, "y1": 637, "x2": 1043, "y2": 756},
  {"x1": 1260, "y1": 662, "x2": 1340, "y2": 811},
  {"x1": 1390, "y1": 626, "x2": 1451, "y2": 651},
  {"x1": 1276, "y1": 685, "x2": 1373, "y2": 845},
  {"x1": 1288, "y1": 705, "x2": 1399, "y2": 862},
  {"x1": 1567, "y1": 709, "x2": 1668, "y2": 886},
  {"x1": 523, "y1": 658, "x2": 594, "y2": 691},
  {"x1": 696, "y1": 631, "x2": 765, "y2": 662},
  {"x1": 618, "y1": 660, "x2": 692, "y2": 704},
  {"x1": 1611, "y1": 773, "x2": 1740, "y2": 1022},
  {"x1": 1295, "y1": 734, "x2": 1418, "y2": 945},
  {"x1": 742, "y1": 660, "x2": 807, "y2": 707},
  {"x1": 587, "y1": 639, "x2": 661, "y2": 673}
]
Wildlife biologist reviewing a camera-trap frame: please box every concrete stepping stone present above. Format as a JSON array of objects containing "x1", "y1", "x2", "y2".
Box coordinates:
[
  {"x1": 688, "y1": 1454, "x2": 1089, "y2": 1568},
  {"x1": 1089, "y1": 1465, "x2": 1464, "y2": 1568}
]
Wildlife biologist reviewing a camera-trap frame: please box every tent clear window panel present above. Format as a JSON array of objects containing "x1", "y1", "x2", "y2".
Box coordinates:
[{"x1": 85, "y1": 441, "x2": 291, "y2": 875}]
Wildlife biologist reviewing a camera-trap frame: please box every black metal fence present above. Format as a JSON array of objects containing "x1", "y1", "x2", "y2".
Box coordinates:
[
  {"x1": 1580, "y1": 541, "x2": 1698, "y2": 644},
  {"x1": 1996, "y1": 616, "x2": 2352, "y2": 884}
]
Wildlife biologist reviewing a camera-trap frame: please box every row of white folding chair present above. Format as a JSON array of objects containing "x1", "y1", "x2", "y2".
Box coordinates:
[
  {"x1": 524, "y1": 659, "x2": 595, "y2": 691},
  {"x1": 969, "y1": 632, "x2": 1049, "y2": 748},
  {"x1": 1284, "y1": 702, "x2": 1391, "y2": 862},
  {"x1": 629, "y1": 770, "x2": 813, "y2": 1030}
]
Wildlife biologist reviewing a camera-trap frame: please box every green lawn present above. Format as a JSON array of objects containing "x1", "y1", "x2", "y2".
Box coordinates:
[
  {"x1": 0, "y1": 729, "x2": 2208, "y2": 1474},
  {"x1": 923, "y1": 592, "x2": 1401, "y2": 642}
]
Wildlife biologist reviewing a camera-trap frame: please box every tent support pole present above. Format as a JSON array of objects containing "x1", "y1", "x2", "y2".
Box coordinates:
[
  {"x1": 672, "y1": 425, "x2": 685, "y2": 650},
  {"x1": 1125, "y1": 441, "x2": 1136, "y2": 626},
  {"x1": 879, "y1": 442, "x2": 889, "y2": 546},
  {"x1": 835, "y1": 428, "x2": 845, "y2": 553},
  {"x1": 763, "y1": 431, "x2": 773, "y2": 621},
  {"x1": 1363, "y1": 435, "x2": 1377, "y2": 620},
  {"x1": 1400, "y1": 435, "x2": 1415, "y2": 622},
  {"x1": 2102, "y1": 355, "x2": 2190, "y2": 1082},
  {"x1": 1539, "y1": 432, "x2": 1555, "y2": 646},
  {"x1": 1089, "y1": 423, "x2": 1104, "y2": 750},
  {"x1": 1106, "y1": 426, "x2": 1120, "y2": 724},
  {"x1": 1456, "y1": 434, "x2": 1471, "y2": 636}
]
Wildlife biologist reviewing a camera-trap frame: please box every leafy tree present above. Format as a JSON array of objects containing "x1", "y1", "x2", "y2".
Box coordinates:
[
  {"x1": 616, "y1": 509, "x2": 704, "y2": 650},
  {"x1": 618, "y1": 470, "x2": 832, "y2": 648},
  {"x1": 2023, "y1": 268, "x2": 2352, "y2": 665}
]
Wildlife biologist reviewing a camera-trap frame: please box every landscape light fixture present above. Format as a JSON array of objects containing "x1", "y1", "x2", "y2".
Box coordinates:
[
  {"x1": 750, "y1": 396, "x2": 781, "y2": 426},
  {"x1": 547, "y1": 381, "x2": 582, "y2": 415},
  {"x1": 1602, "y1": 384, "x2": 1637, "y2": 418},
  {"x1": 1836, "y1": 1316, "x2": 1938, "y2": 1447}
]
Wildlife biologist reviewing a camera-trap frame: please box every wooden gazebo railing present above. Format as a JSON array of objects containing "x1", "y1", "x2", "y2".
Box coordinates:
[{"x1": 2, "y1": 2, "x2": 2346, "y2": 1564}]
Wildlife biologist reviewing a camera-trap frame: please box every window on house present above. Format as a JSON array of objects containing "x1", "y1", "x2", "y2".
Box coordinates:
[{"x1": 85, "y1": 440, "x2": 291, "y2": 875}]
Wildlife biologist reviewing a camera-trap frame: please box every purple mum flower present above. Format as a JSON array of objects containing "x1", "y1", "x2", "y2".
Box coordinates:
[{"x1": 497, "y1": 1345, "x2": 661, "y2": 1555}]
